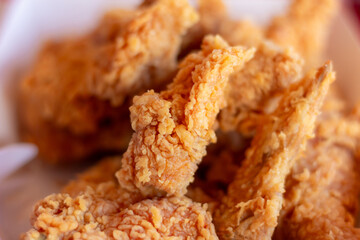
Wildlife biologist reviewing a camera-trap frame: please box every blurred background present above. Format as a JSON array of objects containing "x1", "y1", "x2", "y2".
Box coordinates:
[{"x1": 0, "y1": 0, "x2": 358, "y2": 37}]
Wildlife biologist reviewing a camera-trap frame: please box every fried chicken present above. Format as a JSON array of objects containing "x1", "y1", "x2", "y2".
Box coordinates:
[
  {"x1": 214, "y1": 62, "x2": 334, "y2": 240},
  {"x1": 266, "y1": 0, "x2": 338, "y2": 69},
  {"x1": 88, "y1": 0, "x2": 199, "y2": 106},
  {"x1": 24, "y1": 156, "x2": 218, "y2": 239},
  {"x1": 274, "y1": 95, "x2": 360, "y2": 240},
  {"x1": 23, "y1": 194, "x2": 217, "y2": 239},
  {"x1": 19, "y1": 0, "x2": 198, "y2": 163},
  {"x1": 116, "y1": 35, "x2": 255, "y2": 197},
  {"x1": 219, "y1": 41, "x2": 304, "y2": 136}
]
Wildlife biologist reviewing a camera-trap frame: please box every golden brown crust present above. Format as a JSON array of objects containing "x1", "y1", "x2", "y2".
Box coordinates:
[
  {"x1": 274, "y1": 98, "x2": 360, "y2": 240},
  {"x1": 24, "y1": 157, "x2": 219, "y2": 239},
  {"x1": 214, "y1": 62, "x2": 334, "y2": 240},
  {"x1": 23, "y1": 194, "x2": 217, "y2": 240},
  {"x1": 88, "y1": 0, "x2": 199, "y2": 106},
  {"x1": 219, "y1": 41, "x2": 304, "y2": 136},
  {"x1": 116, "y1": 35, "x2": 255, "y2": 196},
  {"x1": 19, "y1": 0, "x2": 198, "y2": 163}
]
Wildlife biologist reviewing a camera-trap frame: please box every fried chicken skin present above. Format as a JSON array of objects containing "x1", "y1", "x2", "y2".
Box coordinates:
[
  {"x1": 219, "y1": 41, "x2": 304, "y2": 136},
  {"x1": 88, "y1": 0, "x2": 199, "y2": 106},
  {"x1": 24, "y1": 157, "x2": 218, "y2": 239},
  {"x1": 23, "y1": 195, "x2": 217, "y2": 240},
  {"x1": 116, "y1": 35, "x2": 255, "y2": 196},
  {"x1": 19, "y1": 0, "x2": 198, "y2": 163},
  {"x1": 214, "y1": 62, "x2": 334, "y2": 240},
  {"x1": 274, "y1": 96, "x2": 360, "y2": 240},
  {"x1": 266, "y1": 0, "x2": 338, "y2": 69}
]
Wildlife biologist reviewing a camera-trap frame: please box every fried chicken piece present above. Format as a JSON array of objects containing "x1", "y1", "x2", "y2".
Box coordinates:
[
  {"x1": 266, "y1": 0, "x2": 338, "y2": 69},
  {"x1": 20, "y1": 0, "x2": 198, "y2": 162},
  {"x1": 88, "y1": 0, "x2": 199, "y2": 106},
  {"x1": 274, "y1": 99, "x2": 360, "y2": 240},
  {"x1": 24, "y1": 155, "x2": 218, "y2": 239},
  {"x1": 214, "y1": 62, "x2": 334, "y2": 240},
  {"x1": 20, "y1": 9, "x2": 137, "y2": 135},
  {"x1": 19, "y1": 96, "x2": 132, "y2": 163},
  {"x1": 23, "y1": 192, "x2": 217, "y2": 240},
  {"x1": 116, "y1": 35, "x2": 255, "y2": 196},
  {"x1": 219, "y1": 41, "x2": 304, "y2": 136},
  {"x1": 274, "y1": 141, "x2": 360, "y2": 240},
  {"x1": 67, "y1": 156, "x2": 220, "y2": 217}
]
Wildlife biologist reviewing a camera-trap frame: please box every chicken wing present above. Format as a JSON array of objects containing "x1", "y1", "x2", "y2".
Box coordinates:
[
  {"x1": 214, "y1": 62, "x2": 334, "y2": 240},
  {"x1": 19, "y1": 0, "x2": 198, "y2": 163},
  {"x1": 116, "y1": 35, "x2": 255, "y2": 196}
]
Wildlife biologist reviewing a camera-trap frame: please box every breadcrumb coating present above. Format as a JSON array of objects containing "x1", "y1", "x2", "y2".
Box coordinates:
[
  {"x1": 219, "y1": 41, "x2": 304, "y2": 136},
  {"x1": 116, "y1": 35, "x2": 255, "y2": 196},
  {"x1": 24, "y1": 157, "x2": 218, "y2": 239},
  {"x1": 274, "y1": 98, "x2": 360, "y2": 240},
  {"x1": 214, "y1": 62, "x2": 334, "y2": 240},
  {"x1": 19, "y1": 0, "x2": 198, "y2": 163}
]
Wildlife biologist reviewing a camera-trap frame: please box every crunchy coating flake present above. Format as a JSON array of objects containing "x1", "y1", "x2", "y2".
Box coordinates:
[
  {"x1": 214, "y1": 62, "x2": 334, "y2": 240},
  {"x1": 116, "y1": 35, "x2": 255, "y2": 196},
  {"x1": 219, "y1": 41, "x2": 304, "y2": 136},
  {"x1": 266, "y1": 0, "x2": 338, "y2": 69}
]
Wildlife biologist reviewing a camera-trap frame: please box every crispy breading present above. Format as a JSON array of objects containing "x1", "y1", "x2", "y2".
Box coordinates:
[
  {"x1": 24, "y1": 157, "x2": 218, "y2": 239},
  {"x1": 274, "y1": 99, "x2": 360, "y2": 240},
  {"x1": 214, "y1": 62, "x2": 334, "y2": 240},
  {"x1": 116, "y1": 35, "x2": 255, "y2": 196},
  {"x1": 219, "y1": 41, "x2": 304, "y2": 136},
  {"x1": 23, "y1": 194, "x2": 217, "y2": 240},
  {"x1": 266, "y1": 0, "x2": 338, "y2": 69},
  {"x1": 19, "y1": 0, "x2": 198, "y2": 162}
]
